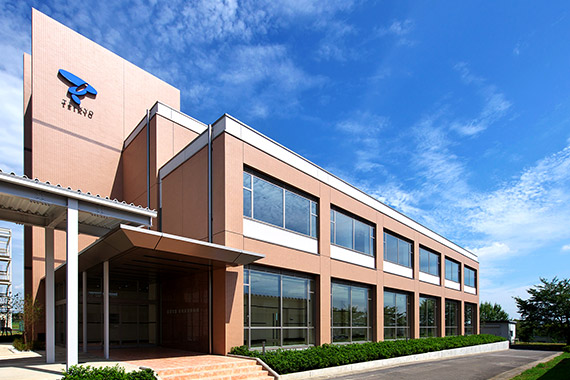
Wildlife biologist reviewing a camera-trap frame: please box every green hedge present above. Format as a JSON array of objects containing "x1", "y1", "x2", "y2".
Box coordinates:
[
  {"x1": 230, "y1": 334, "x2": 506, "y2": 374},
  {"x1": 61, "y1": 364, "x2": 156, "y2": 380}
]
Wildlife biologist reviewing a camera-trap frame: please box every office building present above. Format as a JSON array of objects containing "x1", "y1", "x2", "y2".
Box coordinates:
[{"x1": 21, "y1": 9, "x2": 479, "y2": 363}]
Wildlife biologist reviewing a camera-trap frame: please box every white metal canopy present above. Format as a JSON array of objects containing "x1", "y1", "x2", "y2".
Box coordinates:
[
  {"x1": 0, "y1": 170, "x2": 155, "y2": 234},
  {"x1": 0, "y1": 169, "x2": 157, "y2": 369}
]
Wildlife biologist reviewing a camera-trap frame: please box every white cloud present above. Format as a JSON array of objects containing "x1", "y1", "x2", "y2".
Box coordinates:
[
  {"x1": 0, "y1": 2, "x2": 26, "y2": 175},
  {"x1": 469, "y1": 242, "x2": 512, "y2": 260},
  {"x1": 468, "y1": 145, "x2": 570, "y2": 251},
  {"x1": 376, "y1": 19, "x2": 416, "y2": 46},
  {"x1": 316, "y1": 20, "x2": 356, "y2": 61},
  {"x1": 562, "y1": 244, "x2": 570, "y2": 251},
  {"x1": 335, "y1": 112, "x2": 389, "y2": 173},
  {"x1": 451, "y1": 63, "x2": 512, "y2": 136},
  {"x1": 358, "y1": 105, "x2": 570, "y2": 294},
  {"x1": 0, "y1": 70, "x2": 23, "y2": 174},
  {"x1": 5, "y1": 0, "x2": 356, "y2": 120}
]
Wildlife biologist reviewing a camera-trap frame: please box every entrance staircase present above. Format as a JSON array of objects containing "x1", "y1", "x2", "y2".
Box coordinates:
[{"x1": 155, "y1": 358, "x2": 274, "y2": 380}]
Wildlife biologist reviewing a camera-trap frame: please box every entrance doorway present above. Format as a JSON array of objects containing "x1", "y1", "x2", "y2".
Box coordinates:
[{"x1": 161, "y1": 271, "x2": 209, "y2": 353}]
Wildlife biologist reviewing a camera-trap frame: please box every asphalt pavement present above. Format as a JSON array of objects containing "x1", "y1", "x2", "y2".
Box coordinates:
[{"x1": 320, "y1": 349, "x2": 558, "y2": 380}]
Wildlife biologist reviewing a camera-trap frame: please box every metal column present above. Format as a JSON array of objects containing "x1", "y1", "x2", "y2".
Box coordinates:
[
  {"x1": 66, "y1": 199, "x2": 79, "y2": 369},
  {"x1": 82, "y1": 271, "x2": 87, "y2": 353},
  {"x1": 103, "y1": 260, "x2": 109, "y2": 359},
  {"x1": 45, "y1": 227, "x2": 55, "y2": 364}
]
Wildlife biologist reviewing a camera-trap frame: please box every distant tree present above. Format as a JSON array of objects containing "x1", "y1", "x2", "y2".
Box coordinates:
[
  {"x1": 14, "y1": 294, "x2": 42, "y2": 347},
  {"x1": 480, "y1": 301, "x2": 510, "y2": 322},
  {"x1": 514, "y1": 277, "x2": 570, "y2": 345}
]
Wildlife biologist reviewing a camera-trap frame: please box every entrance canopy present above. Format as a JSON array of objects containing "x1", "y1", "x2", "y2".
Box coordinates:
[
  {"x1": 0, "y1": 170, "x2": 156, "y2": 233},
  {"x1": 0, "y1": 169, "x2": 157, "y2": 369},
  {"x1": 63, "y1": 224, "x2": 265, "y2": 278}
]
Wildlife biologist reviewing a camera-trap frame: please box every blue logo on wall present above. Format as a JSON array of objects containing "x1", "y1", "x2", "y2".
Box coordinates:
[{"x1": 58, "y1": 69, "x2": 97, "y2": 105}]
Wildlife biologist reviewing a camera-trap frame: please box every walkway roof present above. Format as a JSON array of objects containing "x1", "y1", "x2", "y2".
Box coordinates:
[{"x1": 0, "y1": 170, "x2": 156, "y2": 235}]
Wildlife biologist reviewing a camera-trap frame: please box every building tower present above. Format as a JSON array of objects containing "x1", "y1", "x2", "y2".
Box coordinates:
[{"x1": 0, "y1": 228, "x2": 11, "y2": 332}]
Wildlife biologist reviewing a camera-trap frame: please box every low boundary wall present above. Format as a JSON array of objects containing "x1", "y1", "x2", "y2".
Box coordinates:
[{"x1": 279, "y1": 340, "x2": 510, "y2": 379}]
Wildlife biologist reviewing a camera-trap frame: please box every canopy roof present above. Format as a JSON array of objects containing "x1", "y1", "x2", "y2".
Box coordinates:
[
  {"x1": 56, "y1": 224, "x2": 264, "y2": 279},
  {"x1": 0, "y1": 170, "x2": 156, "y2": 236}
]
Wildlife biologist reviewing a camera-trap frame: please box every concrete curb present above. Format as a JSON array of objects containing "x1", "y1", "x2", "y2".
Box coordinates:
[
  {"x1": 280, "y1": 341, "x2": 510, "y2": 380},
  {"x1": 488, "y1": 352, "x2": 561, "y2": 380}
]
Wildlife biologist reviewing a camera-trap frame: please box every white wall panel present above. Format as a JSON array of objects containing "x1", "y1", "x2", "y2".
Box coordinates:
[
  {"x1": 383, "y1": 261, "x2": 413, "y2": 278},
  {"x1": 330, "y1": 245, "x2": 375, "y2": 269},
  {"x1": 243, "y1": 218, "x2": 318, "y2": 254}
]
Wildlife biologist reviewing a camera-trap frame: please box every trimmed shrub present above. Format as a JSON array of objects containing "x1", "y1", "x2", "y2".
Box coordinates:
[
  {"x1": 12, "y1": 336, "x2": 43, "y2": 351},
  {"x1": 563, "y1": 345, "x2": 570, "y2": 353},
  {"x1": 230, "y1": 334, "x2": 506, "y2": 374},
  {"x1": 61, "y1": 364, "x2": 156, "y2": 380}
]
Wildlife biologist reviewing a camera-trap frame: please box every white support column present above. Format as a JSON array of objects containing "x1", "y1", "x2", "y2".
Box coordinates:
[
  {"x1": 82, "y1": 271, "x2": 87, "y2": 353},
  {"x1": 45, "y1": 227, "x2": 55, "y2": 364},
  {"x1": 103, "y1": 260, "x2": 109, "y2": 360},
  {"x1": 66, "y1": 199, "x2": 79, "y2": 369}
]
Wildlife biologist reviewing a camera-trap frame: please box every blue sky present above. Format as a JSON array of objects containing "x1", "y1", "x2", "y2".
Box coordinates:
[{"x1": 1, "y1": 0, "x2": 570, "y2": 318}]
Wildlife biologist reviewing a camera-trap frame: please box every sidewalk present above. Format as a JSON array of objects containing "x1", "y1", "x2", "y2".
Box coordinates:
[{"x1": 0, "y1": 343, "x2": 140, "y2": 380}]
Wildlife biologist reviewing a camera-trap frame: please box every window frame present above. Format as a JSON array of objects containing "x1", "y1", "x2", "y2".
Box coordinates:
[
  {"x1": 383, "y1": 230, "x2": 413, "y2": 268},
  {"x1": 243, "y1": 266, "x2": 315, "y2": 349},
  {"x1": 243, "y1": 171, "x2": 318, "y2": 239},
  {"x1": 330, "y1": 208, "x2": 375, "y2": 256},
  {"x1": 384, "y1": 289, "x2": 411, "y2": 340},
  {"x1": 445, "y1": 299, "x2": 460, "y2": 336},
  {"x1": 464, "y1": 266, "x2": 476, "y2": 288},
  {"x1": 419, "y1": 247, "x2": 440, "y2": 277},
  {"x1": 331, "y1": 281, "x2": 373, "y2": 343},
  {"x1": 444, "y1": 258, "x2": 460, "y2": 283},
  {"x1": 419, "y1": 295, "x2": 438, "y2": 338},
  {"x1": 464, "y1": 303, "x2": 476, "y2": 335}
]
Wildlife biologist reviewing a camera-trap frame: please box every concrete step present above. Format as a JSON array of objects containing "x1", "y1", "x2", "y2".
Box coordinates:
[
  {"x1": 161, "y1": 374, "x2": 272, "y2": 380},
  {"x1": 158, "y1": 361, "x2": 274, "y2": 380},
  {"x1": 158, "y1": 361, "x2": 255, "y2": 376}
]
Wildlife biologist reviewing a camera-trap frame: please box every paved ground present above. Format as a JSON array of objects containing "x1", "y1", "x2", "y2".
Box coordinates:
[
  {"x1": 0, "y1": 345, "x2": 560, "y2": 380},
  {"x1": 0, "y1": 344, "x2": 258, "y2": 380},
  {"x1": 321, "y1": 349, "x2": 558, "y2": 380},
  {"x1": 0, "y1": 343, "x2": 139, "y2": 380}
]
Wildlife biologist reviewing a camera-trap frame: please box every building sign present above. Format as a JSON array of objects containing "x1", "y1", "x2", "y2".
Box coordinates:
[{"x1": 58, "y1": 69, "x2": 97, "y2": 118}]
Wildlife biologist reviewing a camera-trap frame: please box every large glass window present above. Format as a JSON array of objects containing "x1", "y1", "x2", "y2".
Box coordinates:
[
  {"x1": 383, "y1": 231, "x2": 412, "y2": 267},
  {"x1": 420, "y1": 247, "x2": 440, "y2": 276},
  {"x1": 419, "y1": 296, "x2": 438, "y2": 338},
  {"x1": 330, "y1": 209, "x2": 375, "y2": 256},
  {"x1": 445, "y1": 258, "x2": 460, "y2": 283},
  {"x1": 464, "y1": 267, "x2": 476, "y2": 288},
  {"x1": 331, "y1": 282, "x2": 372, "y2": 343},
  {"x1": 384, "y1": 290, "x2": 410, "y2": 340},
  {"x1": 445, "y1": 300, "x2": 460, "y2": 336},
  {"x1": 464, "y1": 303, "x2": 476, "y2": 335},
  {"x1": 244, "y1": 267, "x2": 315, "y2": 348},
  {"x1": 243, "y1": 172, "x2": 318, "y2": 238}
]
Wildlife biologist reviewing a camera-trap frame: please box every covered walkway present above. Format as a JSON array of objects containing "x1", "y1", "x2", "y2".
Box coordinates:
[
  {"x1": 0, "y1": 170, "x2": 264, "y2": 371},
  {"x1": 0, "y1": 170, "x2": 156, "y2": 369}
]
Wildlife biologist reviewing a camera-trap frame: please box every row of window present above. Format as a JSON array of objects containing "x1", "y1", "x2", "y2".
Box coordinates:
[
  {"x1": 243, "y1": 171, "x2": 476, "y2": 287},
  {"x1": 243, "y1": 267, "x2": 477, "y2": 348}
]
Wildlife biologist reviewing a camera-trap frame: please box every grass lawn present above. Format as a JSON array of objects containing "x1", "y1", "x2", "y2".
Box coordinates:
[{"x1": 511, "y1": 352, "x2": 570, "y2": 380}]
